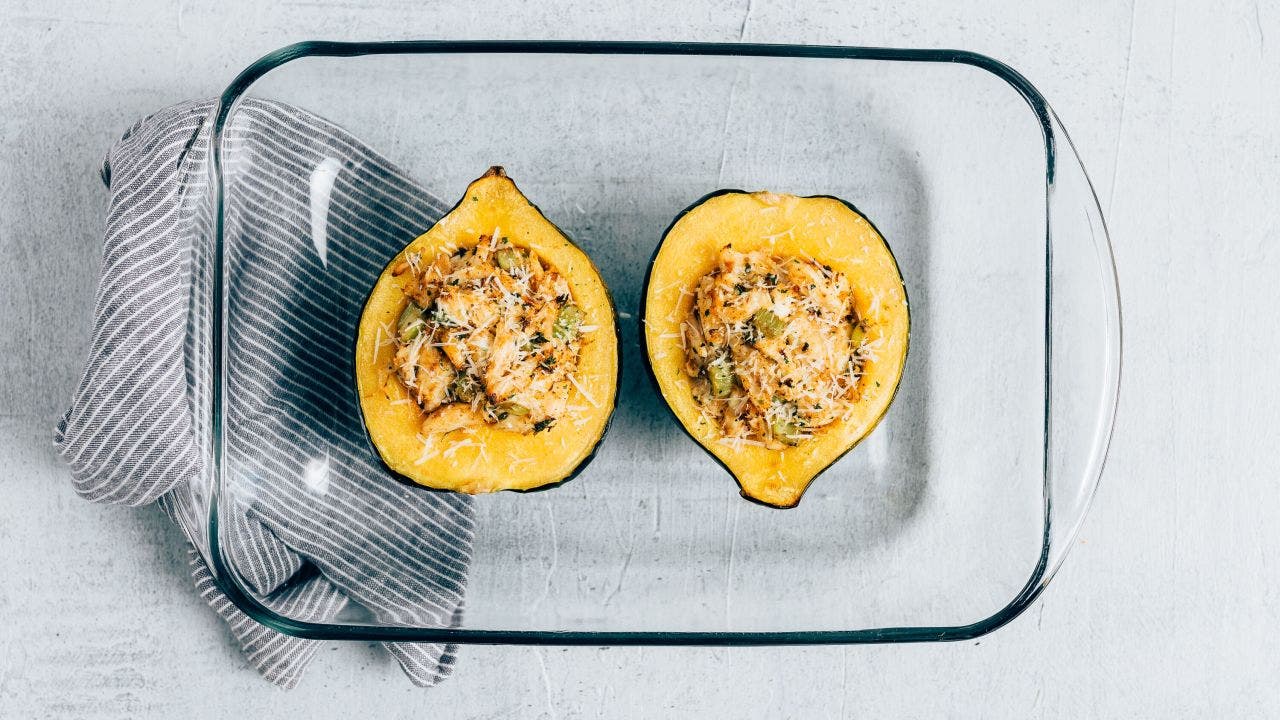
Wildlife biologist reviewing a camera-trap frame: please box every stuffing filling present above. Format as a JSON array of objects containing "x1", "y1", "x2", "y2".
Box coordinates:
[
  {"x1": 389, "y1": 231, "x2": 589, "y2": 437},
  {"x1": 682, "y1": 247, "x2": 879, "y2": 449}
]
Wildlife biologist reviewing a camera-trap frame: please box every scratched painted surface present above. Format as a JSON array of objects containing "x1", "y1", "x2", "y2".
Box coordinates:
[{"x1": 1, "y1": 1, "x2": 1278, "y2": 717}]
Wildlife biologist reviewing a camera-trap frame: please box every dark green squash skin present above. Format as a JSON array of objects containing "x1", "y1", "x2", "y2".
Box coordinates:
[
  {"x1": 353, "y1": 180, "x2": 622, "y2": 497},
  {"x1": 638, "y1": 189, "x2": 910, "y2": 509}
]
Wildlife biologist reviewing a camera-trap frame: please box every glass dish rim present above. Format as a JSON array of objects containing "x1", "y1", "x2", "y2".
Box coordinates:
[{"x1": 203, "y1": 39, "x2": 1122, "y2": 646}]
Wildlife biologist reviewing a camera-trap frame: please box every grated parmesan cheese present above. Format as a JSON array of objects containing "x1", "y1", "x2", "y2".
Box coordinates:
[
  {"x1": 566, "y1": 373, "x2": 599, "y2": 408},
  {"x1": 680, "y1": 247, "x2": 873, "y2": 449},
  {"x1": 391, "y1": 231, "x2": 589, "y2": 443}
]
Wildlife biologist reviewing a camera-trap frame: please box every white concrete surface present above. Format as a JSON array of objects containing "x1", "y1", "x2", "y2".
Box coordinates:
[{"x1": 1, "y1": 0, "x2": 1277, "y2": 717}]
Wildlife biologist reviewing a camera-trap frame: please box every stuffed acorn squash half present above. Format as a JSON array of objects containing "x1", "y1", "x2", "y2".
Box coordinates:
[
  {"x1": 642, "y1": 190, "x2": 908, "y2": 508},
  {"x1": 356, "y1": 167, "x2": 619, "y2": 494}
]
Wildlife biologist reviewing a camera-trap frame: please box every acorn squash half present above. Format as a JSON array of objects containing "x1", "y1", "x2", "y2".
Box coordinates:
[
  {"x1": 356, "y1": 167, "x2": 619, "y2": 494},
  {"x1": 641, "y1": 190, "x2": 909, "y2": 508}
]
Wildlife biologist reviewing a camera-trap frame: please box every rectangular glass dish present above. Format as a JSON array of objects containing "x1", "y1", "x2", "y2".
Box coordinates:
[{"x1": 178, "y1": 42, "x2": 1120, "y2": 644}]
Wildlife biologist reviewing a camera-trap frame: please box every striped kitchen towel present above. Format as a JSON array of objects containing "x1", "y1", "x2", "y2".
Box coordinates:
[{"x1": 54, "y1": 98, "x2": 475, "y2": 689}]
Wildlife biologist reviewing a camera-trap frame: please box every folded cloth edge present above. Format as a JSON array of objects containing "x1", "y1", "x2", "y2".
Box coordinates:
[{"x1": 53, "y1": 98, "x2": 467, "y2": 689}]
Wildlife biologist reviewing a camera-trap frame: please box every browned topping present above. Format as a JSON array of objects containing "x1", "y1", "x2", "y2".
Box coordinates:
[
  {"x1": 390, "y1": 233, "x2": 585, "y2": 436},
  {"x1": 682, "y1": 247, "x2": 876, "y2": 449}
]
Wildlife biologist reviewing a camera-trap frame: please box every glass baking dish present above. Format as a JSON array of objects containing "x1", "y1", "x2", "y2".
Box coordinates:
[{"x1": 179, "y1": 41, "x2": 1120, "y2": 645}]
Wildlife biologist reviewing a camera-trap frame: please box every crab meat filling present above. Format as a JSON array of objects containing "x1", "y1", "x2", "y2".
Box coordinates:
[
  {"x1": 682, "y1": 247, "x2": 874, "y2": 449},
  {"x1": 391, "y1": 233, "x2": 585, "y2": 437}
]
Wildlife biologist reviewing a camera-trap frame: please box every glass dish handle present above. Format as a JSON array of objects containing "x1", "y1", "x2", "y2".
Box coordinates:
[{"x1": 1041, "y1": 103, "x2": 1121, "y2": 585}]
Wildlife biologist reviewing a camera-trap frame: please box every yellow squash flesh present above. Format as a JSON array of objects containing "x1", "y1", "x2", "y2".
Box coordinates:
[
  {"x1": 643, "y1": 191, "x2": 909, "y2": 508},
  {"x1": 356, "y1": 168, "x2": 619, "y2": 494}
]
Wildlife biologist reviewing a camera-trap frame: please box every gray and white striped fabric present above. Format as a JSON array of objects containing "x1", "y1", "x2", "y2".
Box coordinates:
[{"x1": 54, "y1": 99, "x2": 475, "y2": 688}]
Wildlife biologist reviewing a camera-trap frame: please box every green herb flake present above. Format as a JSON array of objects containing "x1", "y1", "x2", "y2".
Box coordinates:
[{"x1": 450, "y1": 373, "x2": 479, "y2": 403}]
